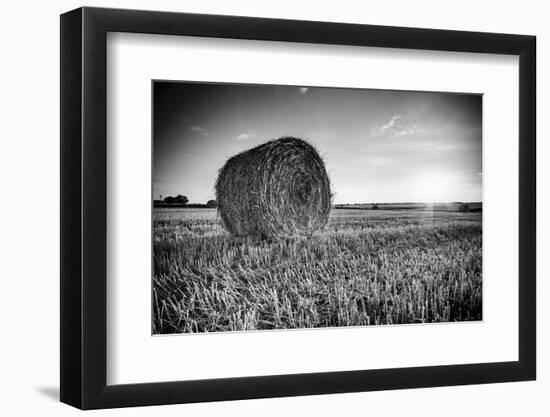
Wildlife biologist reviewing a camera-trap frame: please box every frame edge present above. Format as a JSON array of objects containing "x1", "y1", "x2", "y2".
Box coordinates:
[
  {"x1": 518, "y1": 34, "x2": 536, "y2": 381},
  {"x1": 60, "y1": 7, "x2": 84, "y2": 409}
]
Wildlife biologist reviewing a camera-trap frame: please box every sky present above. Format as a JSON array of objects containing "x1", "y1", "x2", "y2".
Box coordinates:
[{"x1": 153, "y1": 82, "x2": 482, "y2": 204}]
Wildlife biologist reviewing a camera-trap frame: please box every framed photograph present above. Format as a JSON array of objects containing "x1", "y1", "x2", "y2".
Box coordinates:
[{"x1": 60, "y1": 7, "x2": 536, "y2": 409}]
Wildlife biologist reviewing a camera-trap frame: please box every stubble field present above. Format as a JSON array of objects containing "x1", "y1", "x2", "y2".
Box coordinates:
[{"x1": 153, "y1": 207, "x2": 482, "y2": 334}]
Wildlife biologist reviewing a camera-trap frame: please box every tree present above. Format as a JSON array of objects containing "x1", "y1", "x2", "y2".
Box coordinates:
[
  {"x1": 163, "y1": 195, "x2": 188, "y2": 205},
  {"x1": 206, "y1": 199, "x2": 217, "y2": 208},
  {"x1": 372, "y1": 204, "x2": 380, "y2": 210},
  {"x1": 174, "y1": 195, "x2": 189, "y2": 205}
]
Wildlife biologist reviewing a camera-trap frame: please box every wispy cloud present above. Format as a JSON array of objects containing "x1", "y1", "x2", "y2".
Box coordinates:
[
  {"x1": 378, "y1": 114, "x2": 402, "y2": 133},
  {"x1": 190, "y1": 125, "x2": 209, "y2": 136},
  {"x1": 298, "y1": 87, "x2": 309, "y2": 95},
  {"x1": 394, "y1": 124, "x2": 423, "y2": 138},
  {"x1": 374, "y1": 114, "x2": 425, "y2": 138},
  {"x1": 236, "y1": 131, "x2": 255, "y2": 141}
]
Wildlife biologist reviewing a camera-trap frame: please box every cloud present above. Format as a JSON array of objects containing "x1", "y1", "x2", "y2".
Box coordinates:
[
  {"x1": 298, "y1": 87, "x2": 309, "y2": 95},
  {"x1": 374, "y1": 115, "x2": 425, "y2": 138},
  {"x1": 394, "y1": 124, "x2": 422, "y2": 137},
  {"x1": 190, "y1": 125, "x2": 209, "y2": 136},
  {"x1": 379, "y1": 115, "x2": 402, "y2": 133},
  {"x1": 236, "y1": 132, "x2": 254, "y2": 141}
]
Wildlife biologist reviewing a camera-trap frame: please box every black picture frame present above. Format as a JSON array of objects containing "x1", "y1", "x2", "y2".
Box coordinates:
[{"x1": 60, "y1": 6, "x2": 536, "y2": 410}]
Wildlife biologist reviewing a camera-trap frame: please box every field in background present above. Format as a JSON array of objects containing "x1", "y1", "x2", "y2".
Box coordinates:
[
  {"x1": 334, "y1": 202, "x2": 482, "y2": 211},
  {"x1": 153, "y1": 207, "x2": 482, "y2": 334}
]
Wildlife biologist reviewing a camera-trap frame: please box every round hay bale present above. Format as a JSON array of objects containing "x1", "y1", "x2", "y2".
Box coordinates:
[{"x1": 215, "y1": 136, "x2": 331, "y2": 239}]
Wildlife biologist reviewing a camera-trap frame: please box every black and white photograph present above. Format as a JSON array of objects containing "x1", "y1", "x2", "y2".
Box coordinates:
[{"x1": 152, "y1": 81, "x2": 483, "y2": 334}]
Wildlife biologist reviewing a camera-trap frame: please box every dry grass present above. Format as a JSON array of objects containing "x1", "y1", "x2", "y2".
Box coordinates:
[{"x1": 153, "y1": 208, "x2": 482, "y2": 334}]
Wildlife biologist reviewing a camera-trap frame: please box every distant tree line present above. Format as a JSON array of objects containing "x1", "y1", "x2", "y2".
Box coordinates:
[
  {"x1": 153, "y1": 195, "x2": 217, "y2": 208},
  {"x1": 333, "y1": 202, "x2": 482, "y2": 213},
  {"x1": 163, "y1": 194, "x2": 188, "y2": 205}
]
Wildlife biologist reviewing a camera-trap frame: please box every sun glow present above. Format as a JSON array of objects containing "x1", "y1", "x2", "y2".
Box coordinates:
[{"x1": 410, "y1": 172, "x2": 462, "y2": 203}]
